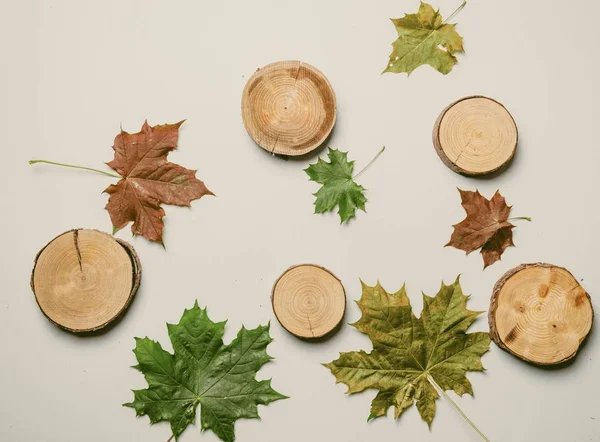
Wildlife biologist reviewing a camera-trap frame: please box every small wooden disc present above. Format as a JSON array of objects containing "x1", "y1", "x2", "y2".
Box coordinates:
[
  {"x1": 31, "y1": 229, "x2": 141, "y2": 333},
  {"x1": 242, "y1": 61, "x2": 336, "y2": 156},
  {"x1": 489, "y1": 263, "x2": 593, "y2": 365},
  {"x1": 433, "y1": 95, "x2": 518, "y2": 176},
  {"x1": 272, "y1": 264, "x2": 346, "y2": 339}
]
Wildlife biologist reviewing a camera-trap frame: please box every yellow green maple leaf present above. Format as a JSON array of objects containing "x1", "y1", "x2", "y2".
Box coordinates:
[
  {"x1": 384, "y1": 1, "x2": 465, "y2": 75},
  {"x1": 324, "y1": 277, "x2": 490, "y2": 427}
]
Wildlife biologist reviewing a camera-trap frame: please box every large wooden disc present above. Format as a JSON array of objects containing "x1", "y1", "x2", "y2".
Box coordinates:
[
  {"x1": 489, "y1": 263, "x2": 593, "y2": 365},
  {"x1": 30, "y1": 229, "x2": 141, "y2": 333},
  {"x1": 433, "y1": 95, "x2": 518, "y2": 176},
  {"x1": 272, "y1": 264, "x2": 346, "y2": 339},
  {"x1": 242, "y1": 61, "x2": 336, "y2": 156}
]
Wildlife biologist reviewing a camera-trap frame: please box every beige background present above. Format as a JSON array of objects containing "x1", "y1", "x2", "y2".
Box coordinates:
[{"x1": 1, "y1": 1, "x2": 599, "y2": 441}]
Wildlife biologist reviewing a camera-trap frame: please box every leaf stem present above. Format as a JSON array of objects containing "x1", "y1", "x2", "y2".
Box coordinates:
[
  {"x1": 166, "y1": 434, "x2": 175, "y2": 442},
  {"x1": 29, "y1": 159, "x2": 122, "y2": 179},
  {"x1": 353, "y1": 146, "x2": 385, "y2": 180},
  {"x1": 444, "y1": 0, "x2": 467, "y2": 24},
  {"x1": 508, "y1": 216, "x2": 532, "y2": 222},
  {"x1": 427, "y1": 375, "x2": 490, "y2": 442}
]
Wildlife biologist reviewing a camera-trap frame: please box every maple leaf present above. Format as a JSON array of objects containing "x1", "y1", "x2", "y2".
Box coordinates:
[
  {"x1": 105, "y1": 120, "x2": 213, "y2": 244},
  {"x1": 384, "y1": 1, "x2": 465, "y2": 76},
  {"x1": 324, "y1": 277, "x2": 490, "y2": 427},
  {"x1": 446, "y1": 189, "x2": 529, "y2": 268},
  {"x1": 480, "y1": 227, "x2": 514, "y2": 269},
  {"x1": 125, "y1": 302, "x2": 287, "y2": 442},
  {"x1": 304, "y1": 148, "x2": 367, "y2": 223}
]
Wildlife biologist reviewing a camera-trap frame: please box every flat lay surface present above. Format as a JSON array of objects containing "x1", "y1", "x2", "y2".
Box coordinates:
[{"x1": 1, "y1": 1, "x2": 599, "y2": 441}]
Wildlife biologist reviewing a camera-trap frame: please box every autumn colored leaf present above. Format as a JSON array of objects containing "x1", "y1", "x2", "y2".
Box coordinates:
[
  {"x1": 324, "y1": 277, "x2": 490, "y2": 433},
  {"x1": 480, "y1": 227, "x2": 514, "y2": 269},
  {"x1": 125, "y1": 302, "x2": 287, "y2": 442},
  {"x1": 29, "y1": 120, "x2": 212, "y2": 245},
  {"x1": 384, "y1": 1, "x2": 466, "y2": 76},
  {"x1": 105, "y1": 121, "x2": 213, "y2": 244},
  {"x1": 447, "y1": 189, "x2": 529, "y2": 268}
]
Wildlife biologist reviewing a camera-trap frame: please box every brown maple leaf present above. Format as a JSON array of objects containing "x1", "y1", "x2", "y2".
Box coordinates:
[
  {"x1": 481, "y1": 227, "x2": 514, "y2": 268},
  {"x1": 104, "y1": 120, "x2": 213, "y2": 244},
  {"x1": 446, "y1": 189, "x2": 524, "y2": 268}
]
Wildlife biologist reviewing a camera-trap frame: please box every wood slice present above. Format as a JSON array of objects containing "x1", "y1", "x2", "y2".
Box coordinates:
[
  {"x1": 271, "y1": 264, "x2": 346, "y2": 339},
  {"x1": 30, "y1": 229, "x2": 141, "y2": 333},
  {"x1": 489, "y1": 263, "x2": 593, "y2": 365},
  {"x1": 242, "y1": 61, "x2": 336, "y2": 156},
  {"x1": 433, "y1": 95, "x2": 518, "y2": 176}
]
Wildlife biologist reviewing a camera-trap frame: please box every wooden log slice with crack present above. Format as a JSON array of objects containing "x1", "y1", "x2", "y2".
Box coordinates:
[
  {"x1": 272, "y1": 264, "x2": 346, "y2": 339},
  {"x1": 489, "y1": 263, "x2": 593, "y2": 365},
  {"x1": 242, "y1": 61, "x2": 336, "y2": 156},
  {"x1": 30, "y1": 229, "x2": 141, "y2": 333},
  {"x1": 433, "y1": 95, "x2": 518, "y2": 176}
]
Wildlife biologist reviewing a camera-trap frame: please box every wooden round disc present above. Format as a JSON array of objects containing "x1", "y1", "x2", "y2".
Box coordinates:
[
  {"x1": 489, "y1": 263, "x2": 593, "y2": 365},
  {"x1": 30, "y1": 229, "x2": 141, "y2": 333},
  {"x1": 271, "y1": 264, "x2": 346, "y2": 339},
  {"x1": 433, "y1": 95, "x2": 518, "y2": 176},
  {"x1": 242, "y1": 61, "x2": 336, "y2": 156}
]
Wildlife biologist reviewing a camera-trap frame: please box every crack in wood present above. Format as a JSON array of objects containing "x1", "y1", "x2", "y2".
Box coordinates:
[
  {"x1": 73, "y1": 230, "x2": 83, "y2": 273},
  {"x1": 306, "y1": 313, "x2": 315, "y2": 338}
]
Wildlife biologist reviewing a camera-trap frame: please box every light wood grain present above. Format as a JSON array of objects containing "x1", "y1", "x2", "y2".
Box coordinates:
[
  {"x1": 433, "y1": 96, "x2": 517, "y2": 176},
  {"x1": 272, "y1": 264, "x2": 345, "y2": 339},
  {"x1": 489, "y1": 263, "x2": 593, "y2": 365},
  {"x1": 242, "y1": 61, "x2": 336, "y2": 156},
  {"x1": 31, "y1": 229, "x2": 141, "y2": 333}
]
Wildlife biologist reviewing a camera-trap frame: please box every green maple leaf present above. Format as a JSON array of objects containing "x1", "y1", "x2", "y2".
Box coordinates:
[
  {"x1": 384, "y1": 1, "x2": 465, "y2": 75},
  {"x1": 304, "y1": 148, "x2": 366, "y2": 223},
  {"x1": 324, "y1": 277, "x2": 490, "y2": 427},
  {"x1": 125, "y1": 302, "x2": 287, "y2": 442}
]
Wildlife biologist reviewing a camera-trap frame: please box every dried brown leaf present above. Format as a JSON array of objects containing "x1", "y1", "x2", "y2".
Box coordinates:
[
  {"x1": 481, "y1": 226, "x2": 514, "y2": 268},
  {"x1": 104, "y1": 121, "x2": 212, "y2": 244},
  {"x1": 447, "y1": 189, "x2": 516, "y2": 268}
]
